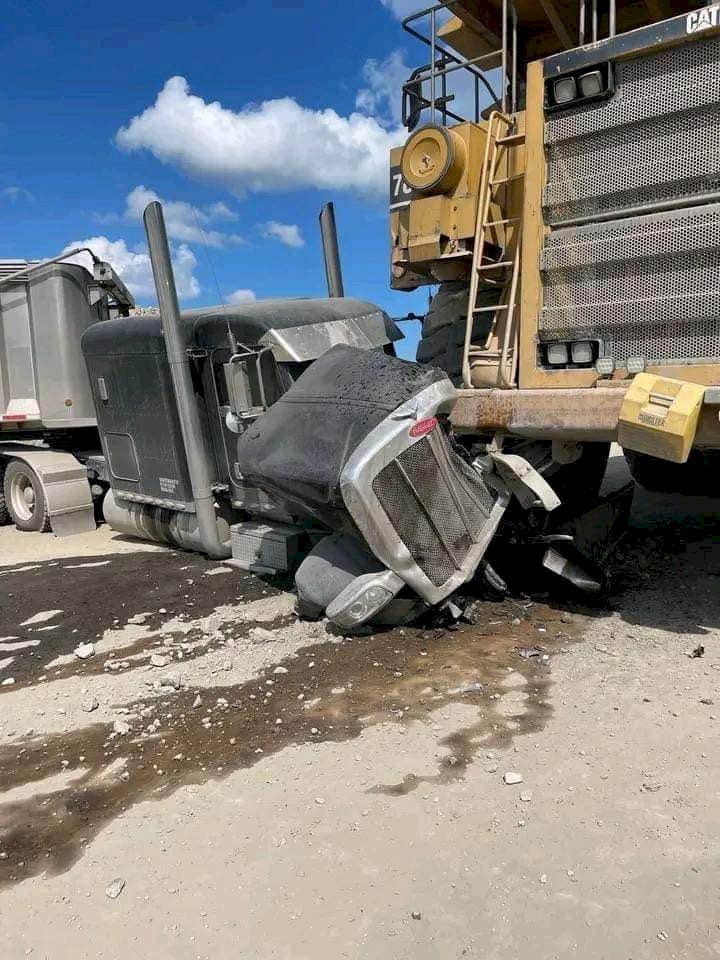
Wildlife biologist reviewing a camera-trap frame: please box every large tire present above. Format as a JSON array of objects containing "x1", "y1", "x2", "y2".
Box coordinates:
[
  {"x1": 0, "y1": 462, "x2": 10, "y2": 526},
  {"x1": 545, "y1": 442, "x2": 611, "y2": 513},
  {"x1": 0, "y1": 460, "x2": 10, "y2": 527},
  {"x1": 417, "y1": 280, "x2": 496, "y2": 379},
  {"x1": 3, "y1": 460, "x2": 51, "y2": 532}
]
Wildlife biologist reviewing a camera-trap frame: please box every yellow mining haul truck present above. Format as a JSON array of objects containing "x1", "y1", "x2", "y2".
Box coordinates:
[{"x1": 391, "y1": 0, "x2": 720, "y2": 497}]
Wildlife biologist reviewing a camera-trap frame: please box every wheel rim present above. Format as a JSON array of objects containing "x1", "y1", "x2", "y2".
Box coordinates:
[{"x1": 8, "y1": 472, "x2": 36, "y2": 523}]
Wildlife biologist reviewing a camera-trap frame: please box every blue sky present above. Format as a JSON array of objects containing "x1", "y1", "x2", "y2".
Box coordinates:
[{"x1": 0, "y1": 0, "x2": 428, "y2": 358}]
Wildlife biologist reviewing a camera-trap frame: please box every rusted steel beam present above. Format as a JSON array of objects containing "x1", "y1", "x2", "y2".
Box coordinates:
[
  {"x1": 451, "y1": 387, "x2": 626, "y2": 440},
  {"x1": 452, "y1": 387, "x2": 720, "y2": 446}
]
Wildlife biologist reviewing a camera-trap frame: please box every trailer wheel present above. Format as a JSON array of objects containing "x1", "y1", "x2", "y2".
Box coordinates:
[
  {"x1": 0, "y1": 463, "x2": 10, "y2": 526},
  {"x1": 3, "y1": 460, "x2": 51, "y2": 532}
]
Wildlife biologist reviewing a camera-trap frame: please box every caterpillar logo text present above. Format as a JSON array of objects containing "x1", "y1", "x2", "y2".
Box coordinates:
[{"x1": 687, "y1": 4, "x2": 719, "y2": 33}]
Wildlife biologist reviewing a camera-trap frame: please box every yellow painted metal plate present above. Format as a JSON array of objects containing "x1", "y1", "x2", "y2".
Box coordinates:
[
  {"x1": 618, "y1": 373, "x2": 705, "y2": 463},
  {"x1": 401, "y1": 125, "x2": 466, "y2": 194}
]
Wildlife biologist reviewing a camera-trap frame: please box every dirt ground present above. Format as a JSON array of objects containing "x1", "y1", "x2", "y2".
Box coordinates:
[{"x1": 1, "y1": 457, "x2": 720, "y2": 960}]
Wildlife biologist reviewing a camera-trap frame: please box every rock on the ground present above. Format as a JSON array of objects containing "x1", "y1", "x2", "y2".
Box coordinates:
[
  {"x1": 105, "y1": 878, "x2": 125, "y2": 899},
  {"x1": 150, "y1": 653, "x2": 172, "y2": 668},
  {"x1": 81, "y1": 697, "x2": 99, "y2": 713},
  {"x1": 74, "y1": 643, "x2": 95, "y2": 660},
  {"x1": 503, "y1": 771, "x2": 524, "y2": 785}
]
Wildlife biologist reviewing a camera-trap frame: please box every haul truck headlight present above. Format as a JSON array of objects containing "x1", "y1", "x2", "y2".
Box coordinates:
[
  {"x1": 545, "y1": 62, "x2": 613, "y2": 111},
  {"x1": 571, "y1": 341, "x2": 594, "y2": 364},
  {"x1": 400, "y1": 124, "x2": 467, "y2": 195},
  {"x1": 547, "y1": 342, "x2": 569, "y2": 366},
  {"x1": 544, "y1": 341, "x2": 598, "y2": 368},
  {"x1": 578, "y1": 70, "x2": 604, "y2": 98},
  {"x1": 627, "y1": 356, "x2": 647, "y2": 375},
  {"x1": 553, "y1": 77, "x2": 577, "y2": 104}
]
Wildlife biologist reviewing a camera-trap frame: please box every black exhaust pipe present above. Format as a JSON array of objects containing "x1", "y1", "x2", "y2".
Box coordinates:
[{"x1": 319, "y1": 202, "x2": 344, "y2": 298}]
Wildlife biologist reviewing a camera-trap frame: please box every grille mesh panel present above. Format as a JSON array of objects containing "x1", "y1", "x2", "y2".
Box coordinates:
[
  {"x1": 372, "y1": 434, "x2": 496, "y2": 588},
  {"x1": 539, "y1": 204, "x2": 720, "y2": 366},
  {"x1": 542, "y1": 204, "x2": 720, "y2": 269},
  {"x1": 543, "y1": 34, "x2": 720, "y2": 223}
]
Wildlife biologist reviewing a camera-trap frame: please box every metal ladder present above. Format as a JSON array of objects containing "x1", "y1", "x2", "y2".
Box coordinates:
[{"x1": 461, "y1": 111, "x2": 524, "y2": 390}]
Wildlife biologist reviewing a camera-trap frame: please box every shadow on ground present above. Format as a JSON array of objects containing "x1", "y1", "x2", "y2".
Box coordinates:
[{"x1": 608, "y1": 489, "x2": 720, "y2": 638}]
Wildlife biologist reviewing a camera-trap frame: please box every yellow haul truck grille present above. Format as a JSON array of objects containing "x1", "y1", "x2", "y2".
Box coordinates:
[
  {"x1": 540, "y1": 204, "x2": 720, "y2": 365},
  {"x1": 543, "y1": 34, "x2": 720, "y2": 224},
  {"x1": 538, "y1": 30, "x2": 720, "y2": 371}
]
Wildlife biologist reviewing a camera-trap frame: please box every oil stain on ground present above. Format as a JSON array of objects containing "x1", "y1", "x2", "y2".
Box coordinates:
[
  {"x1": 0, "y1": 551, "x2": 291, "y2": 686},
  {"x1": 0, "y1": 598, "x2": 583, "y2": 888}
]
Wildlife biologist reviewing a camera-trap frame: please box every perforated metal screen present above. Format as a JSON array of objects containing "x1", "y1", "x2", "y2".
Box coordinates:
[
  {"x1": 540, "y1": 203, "x2": 720, "y2": 365},
  {"x1": 544, "y1": 34, "x2": 720, "y2": 224},
  {"x1": 540, "y1": 34, "x2": 720, "y2": 368}
]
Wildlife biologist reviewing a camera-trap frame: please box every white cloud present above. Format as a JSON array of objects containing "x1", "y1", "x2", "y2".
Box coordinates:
[
  {"x1": 1, "y1": 186, "x2": 34, "y2": 202},
  {"x1": 356, "y1": 50, "x2": 410, "y2": 126},
  {"x1": 64, "y1": 236, "x2": 200, "y2": 302},
  {"x1": 91, "y1": 210, "x2": 121, "y2": 225},
  {"x1": 123, "y1": 185, "x2": 245, "y2": 248},
  {"x1": 259, "y1": 220, "x2": 304, "y2": 248},
  {"x1": 379, "y1": 0, "x2": 419, "y2": 18},
  {"x1": 116, "y1": 76, "x2": 404, "y2": 198},
  {"x1": 379, "y1": 0, "x2": 452, "y2": 23},
  {"x1": 226, "y1": 288, "x2": 257, "y2": 304}
]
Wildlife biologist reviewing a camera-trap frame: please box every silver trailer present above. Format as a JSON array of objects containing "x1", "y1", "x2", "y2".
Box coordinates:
[{"x1": 0, "y1": 254, "x2": 133, "y2": 534}]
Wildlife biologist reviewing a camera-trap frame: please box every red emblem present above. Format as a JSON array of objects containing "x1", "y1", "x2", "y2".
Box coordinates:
[{"x1": 409, "y1": 417, "x2": 438, "y2": 438}]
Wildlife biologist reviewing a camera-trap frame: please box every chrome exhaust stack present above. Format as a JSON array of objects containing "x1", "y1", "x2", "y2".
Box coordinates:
[
  {"x1": 319, "y1": 202, "x2": 344, "y2": 298},
  {"x1": 142, "y1": 201, "x2": 231, "y2": 560}
]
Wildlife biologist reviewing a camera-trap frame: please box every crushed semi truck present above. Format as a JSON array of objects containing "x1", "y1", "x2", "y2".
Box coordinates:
[{"x1": 1, "y1": 0, "x2": 718, "y2": 629}]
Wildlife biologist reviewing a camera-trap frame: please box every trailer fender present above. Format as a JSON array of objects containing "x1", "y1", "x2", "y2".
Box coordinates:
[{"x1": 0, "y1": 445, "x2": 94, "y2": 536}]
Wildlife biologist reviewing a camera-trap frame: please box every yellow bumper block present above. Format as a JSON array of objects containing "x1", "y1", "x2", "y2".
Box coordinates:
[{"x1": 618, "y1": 373, "x2": 706, "y2": 464}]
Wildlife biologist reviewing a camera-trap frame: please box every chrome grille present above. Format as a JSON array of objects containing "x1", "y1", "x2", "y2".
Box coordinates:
[
  {"x1": 372, "y1": 433, "x2": 496, "y2": 588},
  {"x1": 544, "y1": 34, "x2": 720, "y2": 224}
]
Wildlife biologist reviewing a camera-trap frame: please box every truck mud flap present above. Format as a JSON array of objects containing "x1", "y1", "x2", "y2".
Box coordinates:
[{"x1": 0, "y1": 444, "x2": 94, "y2": 536}]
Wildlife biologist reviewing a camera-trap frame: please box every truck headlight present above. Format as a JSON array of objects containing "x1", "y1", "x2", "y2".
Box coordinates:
[
  {"x1": 627, "y1": 356, "x2": 647, "y2": 374},
  {"x1": 595, "y1": 357, "x2": 616, "y2": 376},
  {"x1": 326, "y1": 569, "x2": 404, "y2": 629},
  {"x1": 578, "y1": 70, "x2": 604, "y2": 98},
  {"x1": 553, "y1": 77, "x2": 577, "y2": 104},
  {"x1": 571, "y1": 341, "x2": 594, "y2": 364},
  {"x1": 546, "y1": 342, "x2": 569, "y2": 366}
]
